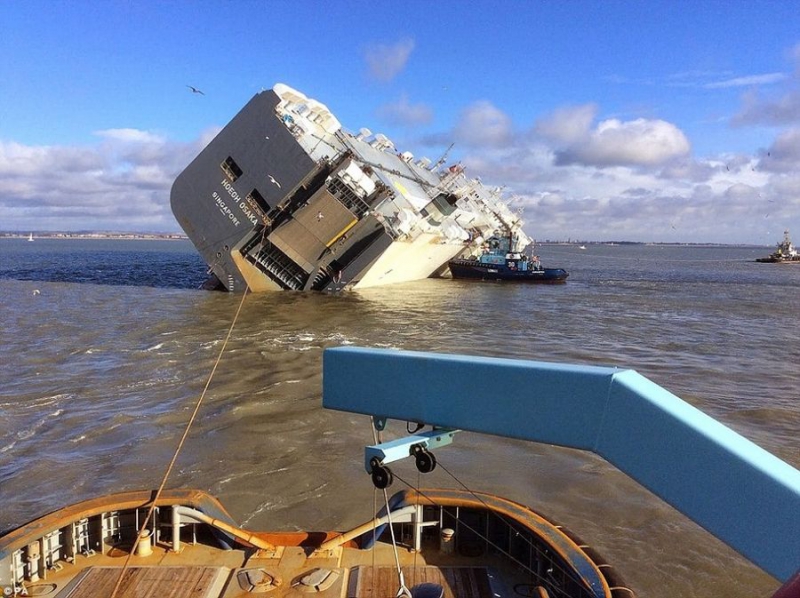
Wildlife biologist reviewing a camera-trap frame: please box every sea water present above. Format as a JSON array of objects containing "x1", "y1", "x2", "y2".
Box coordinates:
[{"x1": 0, "y1": 238, "x2": 798, "y2": 598}]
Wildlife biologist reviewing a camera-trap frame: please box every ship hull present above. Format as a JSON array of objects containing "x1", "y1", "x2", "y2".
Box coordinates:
[{"x1": 170, "y1": 90, "x2": 410, "y2": 293}]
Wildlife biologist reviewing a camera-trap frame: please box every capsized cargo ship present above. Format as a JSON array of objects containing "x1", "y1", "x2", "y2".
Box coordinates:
[{"x1": 170, "y1": 84, "x2": 531, "y2": 292}]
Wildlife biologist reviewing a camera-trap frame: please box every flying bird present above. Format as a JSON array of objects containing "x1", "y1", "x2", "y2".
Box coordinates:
[
  {"x1": 186, "y1": 85, "x2": 205, "y2": 95},
  {"x1": 268, "y1": 174, "x2": 281, "y2": 188}
]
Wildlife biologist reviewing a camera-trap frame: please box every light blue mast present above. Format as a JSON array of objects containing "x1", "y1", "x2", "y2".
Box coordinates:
[{"x1": 322, "y1": 346, "x2": 800, "y2": 584}]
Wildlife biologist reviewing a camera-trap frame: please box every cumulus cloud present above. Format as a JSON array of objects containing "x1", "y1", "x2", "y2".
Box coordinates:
[
  {"x1": 452, "y1": 101, "x2": 513, "y2": 147},
  {"x1": 377, "y1": 94, "x2": 433, "y2": 126},
  {"x1": 530, "y1": 103, "x2": 691, "y2": 168},
  {"x1": 0, "y1": 130, "x2": 208, "y2": 232},
  {"x1": 534, "y1": 104, "x2": 597, "y2": 144},
  {"x1": 554, "y1": 118, "x2": 691, "y2": 167},
  {"x1": 364, "y1": 38, "x2": 415, "y2": 83},
  {"x1": 731, "y1": 89, "x2": 800, "y2": 126},
  {"x1": 419, "y1": 101, "x2": 796, "y2": 243},
  {"x1": 758, "y1": 127, "x2": 800, "y2": 172},
  {"x1": 657, "y1": 157, "x2": 716, "y2": 182}
]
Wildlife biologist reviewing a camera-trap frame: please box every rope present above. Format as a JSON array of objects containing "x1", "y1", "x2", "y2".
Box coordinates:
[
  {"x1": 370, "y1": 418, "x2": 379, "y2": 597},
  {"x1": 382, "y1": 486, "x2": 411, "y2": 598},
  {"x1": 411, "y1": 468, "x2": 420, "y2": 590},
  {"x1": 108, "y1": 286, "x2": 251, "y2": 598},
  {"x1": 370, "y1": 417, "x2": 412, "y2": 598}
]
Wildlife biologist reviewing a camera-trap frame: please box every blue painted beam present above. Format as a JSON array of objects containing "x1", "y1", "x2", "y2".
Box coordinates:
[{"x1": 322, "y1": 346, "x2": 800, "y2": 582}]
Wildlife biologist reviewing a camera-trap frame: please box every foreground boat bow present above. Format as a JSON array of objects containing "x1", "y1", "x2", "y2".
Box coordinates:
[{"x1": 3, "y1": 349, "x2": 797, "y2": 598}]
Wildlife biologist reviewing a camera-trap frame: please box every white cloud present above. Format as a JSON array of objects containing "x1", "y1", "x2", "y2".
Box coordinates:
[
  {"x1": 531, "y1": 103, "x2": 691, "y2": 168},
  {"x1": 0, "y1": 130, "x2": 207, "y2": 232},
  {"x1": 93, "y1": 128, "x2": 166, "y2": 144},
  {"x1": 758, "y1": 127, "x2": 800, "y2": 172},
  {"x1": 555, "y1": 118, "x2": 691, "y2": 167},
  {"x1": 657, "y1": 158, "x2": 716, "y2": 183},
  {"x1": 377, "y1": 94, "x2": 433, "y2": 126},
  {"x1": 704, "y1": 73, "x2": 787, "y2": 89},
  {"x1": 732, "y1": 89, "x2": 800, "y2": 126},
  {"x1": 364, "y1": 38, "x2": 415, "y2": 83},
  {"x1": 534, "y1": 104, "x2": 596, "y2": 144},
  {"x1": 452, "y1": 101, "x2": 513, "y2": 147},
  {"x1": 414, "y1": 101, "x2": 797, "y2": 243}
]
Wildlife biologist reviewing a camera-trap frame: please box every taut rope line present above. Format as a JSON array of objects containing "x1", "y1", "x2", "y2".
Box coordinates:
[{"x1": 108, "y1": 286, "x2": 251, "y2": 598}]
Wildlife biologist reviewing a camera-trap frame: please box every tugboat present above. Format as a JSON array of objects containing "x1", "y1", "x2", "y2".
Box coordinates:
[
  {"x1": 756, "y1": 230, "x2": 800, "y2": 263},
  {"x1": 448, "y1": 231, "x2": 568, "y2": 283}
]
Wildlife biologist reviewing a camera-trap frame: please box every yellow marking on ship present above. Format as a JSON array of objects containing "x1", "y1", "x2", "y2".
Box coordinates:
[
  {"x1": 392, "y1": 178, "x2": 409, "y2": 198},
  {"x1": 327, "y1": 218, "x2": 358, "y2": 247}
]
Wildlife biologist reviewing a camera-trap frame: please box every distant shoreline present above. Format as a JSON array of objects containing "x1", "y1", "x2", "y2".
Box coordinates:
[
  {"x1": 0, "y1": 232, "x2": 769, "y2": 247},
  {"x1": 0, "y1": 232, "x2": 187, "y2": 241},
  {"x1": 538, "y1": 241, "x2": 768, "y2": 248}
]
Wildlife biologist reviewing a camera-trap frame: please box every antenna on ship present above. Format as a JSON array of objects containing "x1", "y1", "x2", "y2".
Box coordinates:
[{"x1": 432, "y1": 142, "x2": 455, "y2": 171}]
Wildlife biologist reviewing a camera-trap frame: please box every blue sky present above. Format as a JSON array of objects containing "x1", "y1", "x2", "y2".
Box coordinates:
[{"x1": 2, "y1": 1, "x2": 799, "y2": 244}]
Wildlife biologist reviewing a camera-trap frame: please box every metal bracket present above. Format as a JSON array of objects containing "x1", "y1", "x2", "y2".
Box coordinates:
[{"x1": 364, "y1": 428, "x2": 459, "y2": 474}]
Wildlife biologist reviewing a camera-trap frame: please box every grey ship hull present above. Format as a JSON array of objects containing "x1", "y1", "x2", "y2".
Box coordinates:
[{"x1": 171, "y1": 90, "x2": 392, "y2": 292}]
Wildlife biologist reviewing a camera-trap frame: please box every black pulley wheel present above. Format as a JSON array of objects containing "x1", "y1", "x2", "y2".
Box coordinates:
[
  {"x1": 371, "y1": 465, "x2": 394, "y2": 489},
  {"x1": 415, "y1": 450, "x2": 437, "y2": 473}
]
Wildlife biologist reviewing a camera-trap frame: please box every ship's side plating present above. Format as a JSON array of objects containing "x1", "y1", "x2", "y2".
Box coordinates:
[
  {"x1": 171, "y1": 90, "x2": 392, "y2": 292},
  {"x1": 171, "y1": 84, "x2": 531, "y2": 292}
]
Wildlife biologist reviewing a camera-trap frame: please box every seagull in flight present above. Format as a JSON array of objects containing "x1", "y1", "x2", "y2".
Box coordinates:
[
  {"x1": 186, "y1": 85, "x2": 205, "y2": 95},
  {"x1": 268, "y1": 174, "x2": 281, "y2": 188}
]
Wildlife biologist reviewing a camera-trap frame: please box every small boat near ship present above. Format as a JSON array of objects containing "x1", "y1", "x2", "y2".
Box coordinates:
[
  {"x1": 2, "y1": 348, "x2": 799, "y2": 598},
  {"x1": 171, "y1": 84, "x2": 536, "y2": 292},
  {"x1": 448, "y1": 232, "x2": 568, "y2": 283},
  {"x1": 756, "y1": 230, "x2": 800, "y2": 263}
]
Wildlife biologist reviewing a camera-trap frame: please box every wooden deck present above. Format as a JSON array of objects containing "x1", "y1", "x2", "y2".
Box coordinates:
[
  {"x1": 349, "y1": 566, "x2": 493, "y2": 598},
  {"x1": 55, "y1": 566, "x2": 229, "y2": 598}
]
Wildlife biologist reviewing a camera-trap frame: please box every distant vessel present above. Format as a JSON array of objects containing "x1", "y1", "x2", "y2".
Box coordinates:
[
  {"x1": 756, "y1": 230, "x2": 800, "y2": 263},
  {"x1": 448, "y1": 230, "x2": 568, "y2": 283},
  {"x1": 171, "y1": 83, "x2": 532, "y2": 292},
  {"x1": 27, "y1": 233, "x2": 33, "y2": 242}
]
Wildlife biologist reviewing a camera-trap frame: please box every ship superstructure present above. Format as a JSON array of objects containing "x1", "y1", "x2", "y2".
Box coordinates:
[
  {"x1": 171, "y1": 83, "x2": 530, "y2": 291},
  {"x1": 756, "y1": 230, "x2": 800, "y2": 263}
]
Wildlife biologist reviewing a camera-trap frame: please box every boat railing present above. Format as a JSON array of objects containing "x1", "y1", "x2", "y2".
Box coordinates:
[{"x1": 322, "y1": 347, "x2": 800, "y2": 587}]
